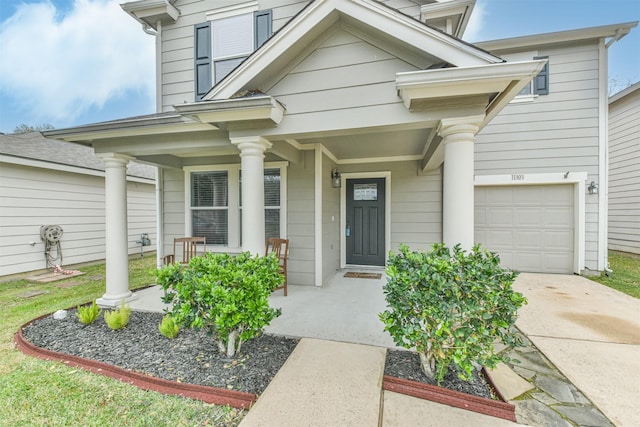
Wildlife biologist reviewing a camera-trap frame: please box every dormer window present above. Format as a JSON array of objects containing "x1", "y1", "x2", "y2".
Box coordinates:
[{"x1": 194, "y1": 4, "x2": 272, "y2": 101}]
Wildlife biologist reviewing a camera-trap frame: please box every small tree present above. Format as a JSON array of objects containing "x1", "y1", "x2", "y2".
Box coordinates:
[
  {"x1": 156, "y1": 252, "x2": 283, "y2": 357},
  {"x1": 12, "y1": 123, "x2": 54, "y2": 134},
  {"x1": 380, "y1": 243, "x2": 527, "y2": 384}
]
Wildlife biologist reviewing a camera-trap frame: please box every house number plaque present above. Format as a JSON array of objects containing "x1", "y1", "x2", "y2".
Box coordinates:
[{"x1": 511, "y1": 174, "x2": 525, "y2": 181}]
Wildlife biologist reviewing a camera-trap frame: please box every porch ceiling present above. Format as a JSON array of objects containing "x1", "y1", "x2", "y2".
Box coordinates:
[{"x1": 295, "y1": 128, "x2": 430, "y2": 161}]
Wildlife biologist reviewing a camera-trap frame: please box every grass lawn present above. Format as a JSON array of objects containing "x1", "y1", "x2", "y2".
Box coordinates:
[
  {"x1": 590, "y1": 251, "x2": 640, "y2": 299},
  {"x1": 0, "y1": 256, "x2": 244, "y2": 426}
]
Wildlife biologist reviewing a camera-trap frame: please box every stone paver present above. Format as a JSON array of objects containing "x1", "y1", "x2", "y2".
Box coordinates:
[
  {"x1": 486, "y1": 362, "x2": 534, "y2": 400},
  {"x1": 514, "y1": 399, "x2": 573, "y2": 427}
]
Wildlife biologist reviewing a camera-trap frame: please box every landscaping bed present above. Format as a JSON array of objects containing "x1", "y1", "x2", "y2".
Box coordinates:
[{"x1": 17, "y1": 310, "x2": 502, "y2": 410}]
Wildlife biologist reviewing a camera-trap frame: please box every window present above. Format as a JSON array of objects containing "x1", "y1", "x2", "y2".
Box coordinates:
[
  {"x1": 194, "y1": 8, "x2": 272, "y2": 101},
  {"x1": 190, "y1": 171, "x2": 229, "y2": 245},
  {"x1": 187, "y1": 164, "x2": 286, "y2": 248},
  {"x1": 518, "y1": 56, "x2": 549, "y2": 97}
]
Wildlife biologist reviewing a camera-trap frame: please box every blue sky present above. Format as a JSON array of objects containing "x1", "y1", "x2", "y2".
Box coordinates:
[{"x1": 0, "y1": 0, "x2": 638, "y2": 134}]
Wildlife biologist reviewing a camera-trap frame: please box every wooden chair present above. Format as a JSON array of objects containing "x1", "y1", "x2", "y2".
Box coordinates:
[
  {"x1": 163, "y1": 237, "x2": 206, "y2": 265},
  {"x1": 266, "y1": 238, "x2": 289, "y2": 296}
]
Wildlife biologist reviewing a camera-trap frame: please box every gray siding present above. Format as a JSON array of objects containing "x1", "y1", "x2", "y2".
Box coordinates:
[
  {"x1": 608, "y1": 85, "x2": 640, "y2": 254},
  {"x1": 287, "y1": 150, "x2": 315, "y2": 286},
  {"x1": 268, "y1": 30, "x2": 418, "y2": 120},
  {"x1": 161, "y1": 168, "x2": 186, "y2": 259},
  {"x1": 0, "y1": 163, "x2": 156, "y2": 277},
  {"x1": 475, "y1": 40, "x2": 603, "y2": 270},
  {"x1": 322, "y1": 154, "x2": 340, "y2": 283}
]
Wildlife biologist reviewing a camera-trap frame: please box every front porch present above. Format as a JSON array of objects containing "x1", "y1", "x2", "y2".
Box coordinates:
[{"x1": 129, "y1": 267, "x2": 397, "y2": 348}]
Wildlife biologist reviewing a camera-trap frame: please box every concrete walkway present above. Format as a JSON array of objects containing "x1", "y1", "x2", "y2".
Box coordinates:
[
  {"x1": 513, "y1": 273, "x2": 640, "y2": 427},
  {"x1": 129, "y1": 271, "x2": 639, "y2": 426}
]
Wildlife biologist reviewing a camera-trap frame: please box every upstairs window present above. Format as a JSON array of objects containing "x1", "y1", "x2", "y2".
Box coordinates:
[
  {"x1": 194, "y1": 7, "x2": 272, "y2": 101},
  {"x1": 518, "y1": 56, "x2": 549, "y2": 97}
]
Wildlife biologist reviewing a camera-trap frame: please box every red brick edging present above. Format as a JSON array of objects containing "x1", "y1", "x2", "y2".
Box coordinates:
[
  {"x1": 383, "y1": 375, "x2": 517, "y2": 422},
  {"x1": 14, "y1": 317, "x2": 256, "y2": 409},
  {"x1": 15, "y1": 314, "x2": 515, "y2": 420}
]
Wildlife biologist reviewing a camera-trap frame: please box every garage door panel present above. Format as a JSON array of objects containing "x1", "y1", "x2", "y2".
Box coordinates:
[
  {"x1": 543, "y1": 186, "x2": 573, "y2": 205},
  {"x1": 543, "y1": 230, "x2": 574, "y2": 251},
  {"x1": 513, "y1": 251, "x2": 543, "y2": 272},
  {"x1": 485, "y1": 230, "x2": 514, "y2": 248},
  {"x1": 513, "y1": 187, "x2": 543, "y2": 205},
  {"x1": 542, "y1": 253, "x2": 573, "y2": 273},
  {"x1": 475, "y1": 185, "x2": 574, "y2": 274},
  {"x1": 514, "y1": 230, "x2": 542, "y2": 247},
  {"x1": 484, "y1": 188, "x2": 515, "y2": 204},
  {"x1": 484, "y1": 209, "x2": 514, "y2": 226},
  {"x1": 515, "y1": 208, "x2": 544, "y2": 227},
  {"x1": 543, "y1": 208, "x2": 573, "y2": 227}
]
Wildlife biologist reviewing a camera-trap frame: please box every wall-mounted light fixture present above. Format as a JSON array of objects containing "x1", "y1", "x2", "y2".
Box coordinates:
[
  {"x1": 588, "y1": 181, "x2": 598, "y2": 194},
  {"x1": 331, "y1": 168, "x2": 341, "y2": 188}
]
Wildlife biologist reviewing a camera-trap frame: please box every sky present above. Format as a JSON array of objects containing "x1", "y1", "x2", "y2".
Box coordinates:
[{"x1": 0, "y1": 0, "x2": 639, "y2": 134}]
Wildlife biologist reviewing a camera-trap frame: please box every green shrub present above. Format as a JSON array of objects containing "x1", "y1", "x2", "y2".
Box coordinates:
[
  {"x1": 104, "y1": 300, "x2": 131, "y2": 330},
  {"x1": 76, "y1": 300, "x2": 102, "y2": 325},
  {"x1": 156, "y1": 252, "x2": 283, "y2": 357},
  {"x1": 158, "y1": 314, "x2": 180, "y2": 339},
  {"x1": 379, "y1": 243, "x2": 527, "y2": 384}
]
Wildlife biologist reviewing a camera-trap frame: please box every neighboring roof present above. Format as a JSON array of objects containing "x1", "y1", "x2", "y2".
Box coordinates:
[
  {"x1": 0, "y1": 132, "x2": 156, "y2": 180},
  {"x1": 609, "y1": 81, "x2": 640, "y2": 104},
  {"x1": 476, "y1": 21, "x2": 638, "y2": 52}
]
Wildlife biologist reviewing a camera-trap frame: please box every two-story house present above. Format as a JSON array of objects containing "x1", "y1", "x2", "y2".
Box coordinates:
[{"x1": 45, "y1": 0, "x2": 636, "y2": 306}]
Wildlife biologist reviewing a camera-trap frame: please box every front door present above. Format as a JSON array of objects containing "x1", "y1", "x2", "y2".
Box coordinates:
[{"x1": 346, "y1": 178, "x2": 385, "y2": 266}]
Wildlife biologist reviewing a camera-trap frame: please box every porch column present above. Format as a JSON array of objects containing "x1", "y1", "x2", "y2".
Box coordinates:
[
  {"x1": 96, "y1": 153, "x2": 137, "y2": 307},
  {"x1": 231, "y1": 136, "x2": 272, "y2": 255},
  {"x1": 438, "y1": 116, "x2": 483, "y2": 251}
]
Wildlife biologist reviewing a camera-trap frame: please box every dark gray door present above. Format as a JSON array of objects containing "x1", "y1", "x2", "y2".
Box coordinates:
[{"x1": 346, "y1": 178, "x2": 385, "y2": 266}]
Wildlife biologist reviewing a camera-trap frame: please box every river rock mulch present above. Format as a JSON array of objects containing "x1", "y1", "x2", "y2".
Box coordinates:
[{"x1": 21, "y1": 310, "x2": 492, "y2": 398}]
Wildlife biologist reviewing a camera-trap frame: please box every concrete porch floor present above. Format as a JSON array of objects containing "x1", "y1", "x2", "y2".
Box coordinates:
[{"x1": 129, "y1": 268, "x2": 397, "y2": 348}]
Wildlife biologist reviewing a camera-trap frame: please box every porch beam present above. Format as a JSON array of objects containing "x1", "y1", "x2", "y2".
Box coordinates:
[
  {"x1": 438, "y1": 115, "x2": 484, "y2": 251},
  {"x1": 231, "y1": 136, "x2": 272, "y2": 255},
  {"x1": 96, "y1": 153, "x2": 138, "y2": 307}
]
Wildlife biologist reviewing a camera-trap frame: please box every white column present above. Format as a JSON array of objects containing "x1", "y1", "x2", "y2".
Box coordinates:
[
  {"x1": 438, "y1": 117, "x2": 483, "y2": 251},
  {"x1": 231, "y1": 136, "x2": 272, "y2": 255},
  {"x1": 97, "y1": 153, "x2": 137, "y2": 307}
]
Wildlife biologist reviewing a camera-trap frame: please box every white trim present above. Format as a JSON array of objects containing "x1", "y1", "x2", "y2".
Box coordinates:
[
  {"x1": 474, "y1": 172, "x2": 588, "y2": 274},
  {"x1": 340, "y1": 171, "x2": 392, "y2": 269},
  {"x1": 206, "y1": 1, "x2": 258, "y2": 21},
  {"x1": 183, "y1": 161, "x2": 288, "y2": 251},
  {"x1": 314, "y1": 146, "x2": 323, "y2": 287},
  {"x1": 335, "y1": 155, "x2": 423, "y2": 165},
  {"x1": 598, "y1": 39, "x2": 608, "y2": 271}
]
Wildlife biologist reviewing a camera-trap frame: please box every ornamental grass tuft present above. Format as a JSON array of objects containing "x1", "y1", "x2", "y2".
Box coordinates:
[{"x1": 104, "y1": 300, "x2": 131, "y2": 330}]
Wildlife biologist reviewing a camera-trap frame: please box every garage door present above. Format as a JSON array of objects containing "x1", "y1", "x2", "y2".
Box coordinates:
[{"x1": 475, "y1": 185, "x2": 574, "y2": 273}]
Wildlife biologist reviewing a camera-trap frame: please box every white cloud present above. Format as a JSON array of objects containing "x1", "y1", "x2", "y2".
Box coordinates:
[
  {"x1": 463, "y1": 0, "x2": 487, "y2": 42},
  {"x1": 0, "y1": 0, "x2": 155, "y2": 125}
]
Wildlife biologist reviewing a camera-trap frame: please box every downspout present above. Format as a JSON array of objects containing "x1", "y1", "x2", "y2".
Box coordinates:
[
  {"x1": 156, "y1": 167, "x2": 164, "y2": 269},
  {"x1": 142, "y1": 21, "x2": 164, "y2": 269},
  {"x1": 598, "y1": 29, "x2": 625, "y2": 274}
]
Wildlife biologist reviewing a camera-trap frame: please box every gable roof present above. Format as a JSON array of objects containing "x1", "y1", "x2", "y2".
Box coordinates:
[
  {"x1": 0, "y1": 132, "x2": 156, "y2": 180},
  {"x1": 205, "y1": 0, "x2": 503, "y2": 101}
]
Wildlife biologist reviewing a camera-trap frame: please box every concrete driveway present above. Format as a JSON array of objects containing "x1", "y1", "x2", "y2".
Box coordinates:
[{"x1": 513, "y1": 273, "x2": 640, "y2": 427}]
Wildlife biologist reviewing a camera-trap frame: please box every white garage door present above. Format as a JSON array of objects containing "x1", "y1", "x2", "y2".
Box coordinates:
[{"x1": 475, "y1": 185, "x2": 574, "y2": 273}]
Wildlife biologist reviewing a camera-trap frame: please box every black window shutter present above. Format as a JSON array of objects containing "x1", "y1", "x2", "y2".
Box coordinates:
[
  {"x1": 534, "y1": 56, "x2": 549, "y2": 95},
  {"x1": 194, "y1": 22, "x2": 212, "y2": 101},
  {"x1": 255, "y1": 9, "x2": 272, "y2": 49}
]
